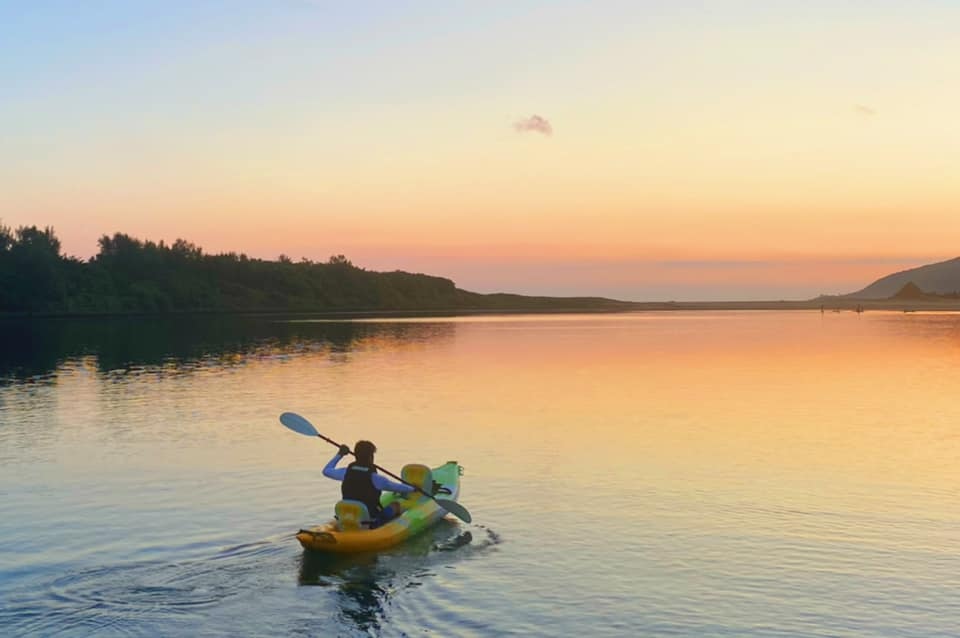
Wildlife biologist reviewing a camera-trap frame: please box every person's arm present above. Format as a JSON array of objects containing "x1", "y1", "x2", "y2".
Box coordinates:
[
  {"x1": 322, "y1": 449, "x2": 348, "y2": 481},
  {"x1": 372, "y1": 474, "x2": 416, "y2": 494}
]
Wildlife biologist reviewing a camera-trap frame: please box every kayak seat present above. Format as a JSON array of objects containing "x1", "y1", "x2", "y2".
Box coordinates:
[
  {"x1": 401, "y1": 464, "x2": 433, "y2": 494},
  {"x1": 334, "y1": 499, "x2": 374, "y2": 531}
]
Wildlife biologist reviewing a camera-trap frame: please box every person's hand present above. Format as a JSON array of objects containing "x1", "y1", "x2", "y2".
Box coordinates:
[{"x1": 338, "y1": 444, "x2": 350, "y2": 456}]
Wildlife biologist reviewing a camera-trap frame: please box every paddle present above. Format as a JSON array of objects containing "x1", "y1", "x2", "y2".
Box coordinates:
[{"x1": 279, "y1": 411, "x2": 472, "y2": 523}]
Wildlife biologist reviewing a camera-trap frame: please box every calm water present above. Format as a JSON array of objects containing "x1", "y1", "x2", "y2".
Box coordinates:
[{"x1": 1, "y1": 311, "x2": 959, "y2": 637}]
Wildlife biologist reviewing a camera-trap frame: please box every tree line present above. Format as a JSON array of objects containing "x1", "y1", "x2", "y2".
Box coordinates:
[{"x1": 0, "y1": 223, "x2": 467, "y2": 314}]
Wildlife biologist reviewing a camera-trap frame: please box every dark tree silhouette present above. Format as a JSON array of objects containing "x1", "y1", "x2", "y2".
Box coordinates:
[{"x1": 0, "y1": 224, "x2": 632, "y2": 315}]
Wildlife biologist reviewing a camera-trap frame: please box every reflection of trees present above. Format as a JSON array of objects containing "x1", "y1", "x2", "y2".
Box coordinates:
[{"x1": 0, "y1": 317, "x2": 456, "y2": 381}]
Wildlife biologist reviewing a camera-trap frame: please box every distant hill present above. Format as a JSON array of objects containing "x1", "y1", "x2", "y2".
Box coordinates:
[
  {"x1": 846, "y1": 257, "x2": 960, "y2": 299},
  {"x1": 889, "y1": 281, "x2": 928, "y2": 300}
]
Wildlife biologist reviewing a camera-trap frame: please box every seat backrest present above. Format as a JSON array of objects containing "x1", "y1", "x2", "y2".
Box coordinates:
[
  {"x1": 335, "y1": 499, "x2": 373, "y2": 531},
  {"x1": 400, "y1": 464, "x2": 433, "y2": 492}
]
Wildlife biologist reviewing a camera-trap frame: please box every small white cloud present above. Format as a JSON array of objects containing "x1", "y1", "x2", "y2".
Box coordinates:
[
  {"x1": 854, "y1": 104, "x2": 877, "y2": 116},
  {"x1": 514, "y1": 114, "x2": 553, "y2": 136}
]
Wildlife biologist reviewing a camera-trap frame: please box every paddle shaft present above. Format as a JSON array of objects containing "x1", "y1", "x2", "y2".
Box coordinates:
[{"x1": 279, "y1": 411, "x2": 471, "y2": 523}]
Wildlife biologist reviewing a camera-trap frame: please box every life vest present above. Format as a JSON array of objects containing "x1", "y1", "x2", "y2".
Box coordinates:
[{"x1": 342, "y1": 462, "x2": 381, "y2": 515}]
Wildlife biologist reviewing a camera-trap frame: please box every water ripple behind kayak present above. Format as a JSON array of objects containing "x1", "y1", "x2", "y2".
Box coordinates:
[{"x1": 0, "y1": 539, "x2": 288, "y2": 637}]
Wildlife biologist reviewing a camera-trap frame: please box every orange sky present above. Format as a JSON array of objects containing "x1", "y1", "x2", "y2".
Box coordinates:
[{"x1": 2, "y1": 2, "x2": 958, "y2": 300}]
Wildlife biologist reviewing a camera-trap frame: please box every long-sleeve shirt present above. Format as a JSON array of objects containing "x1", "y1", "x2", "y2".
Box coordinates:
[{"x1": 322, "y1": 452, "x2": 416, "y2": 493}]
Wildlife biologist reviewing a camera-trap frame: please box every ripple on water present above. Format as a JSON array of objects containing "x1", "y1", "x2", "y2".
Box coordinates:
[
  {"x1": 1, "y1": 523, "x2": 501, "y2": 637},
  {"x1": 0, "y1": 539, "x2": 287, "y2": 637},
  {"x1": 286, "y1": 520, "x2": 503, "y2": 637}
]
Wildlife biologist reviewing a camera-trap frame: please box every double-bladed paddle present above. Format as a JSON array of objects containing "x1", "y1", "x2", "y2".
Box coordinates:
[{"x1": 278, "y1": 411, "x2": 472, "y2": 523}]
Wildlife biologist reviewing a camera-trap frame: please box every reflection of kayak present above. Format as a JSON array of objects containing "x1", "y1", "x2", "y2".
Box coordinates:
[{"x1": 297, "y1": 461, "x2": 463, "y2": 553}]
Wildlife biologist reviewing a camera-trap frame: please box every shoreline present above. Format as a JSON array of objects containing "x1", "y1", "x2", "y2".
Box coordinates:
[{"x1": 4, "y1": 298, "x2": 960, "y2": 320}]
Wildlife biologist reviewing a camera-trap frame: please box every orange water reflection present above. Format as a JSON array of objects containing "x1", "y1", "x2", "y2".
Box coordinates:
[
  {"x1": 272, "y1": 312, "x2": 960, "y2": 506},
  {"x1": 8, "y1": 311, "x2": 959, "y2": 526}
]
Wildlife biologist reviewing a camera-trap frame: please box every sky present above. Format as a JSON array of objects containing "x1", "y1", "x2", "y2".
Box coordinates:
[{"x1": 1, "y1": 1, "x2": 959, "y2": 301}]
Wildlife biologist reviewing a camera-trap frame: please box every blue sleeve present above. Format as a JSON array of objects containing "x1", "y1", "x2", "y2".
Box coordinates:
[
  {"x1": 372, "y1": 474, "x2": 416, "y2": 493},
  {"x1": 322, "y1": 452, "x2": 347, "y2": 481}
]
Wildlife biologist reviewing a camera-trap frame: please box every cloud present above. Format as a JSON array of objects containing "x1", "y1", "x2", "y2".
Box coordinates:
[
  {"x1": 854, "y1": 104, "x2": 877, "y2": 116},
  {"x1": 514, "y1": 114, "x2": 553, "y2": 136}
]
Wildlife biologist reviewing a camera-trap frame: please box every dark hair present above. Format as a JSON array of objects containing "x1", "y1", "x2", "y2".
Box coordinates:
[{"x1": 354, "y1": 440, "x2": 377, "y2": 465}]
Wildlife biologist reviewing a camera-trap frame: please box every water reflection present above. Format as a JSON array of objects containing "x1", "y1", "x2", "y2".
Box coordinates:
[
  {"x1": 0, "y1": 315, "x2": 456, "y2": 381},
  {"x1": 296, "y1": 520, "x2": 474, "y2": 634},
  {"x1": 5, "y1": 311, "x2": 959, "y2": 636},
  {"x1": 300, "y1": 551, "x2": 388, "y2": 633},
  {"x1": 0, "y1": 539, "x2": 286, "y2": 636}
]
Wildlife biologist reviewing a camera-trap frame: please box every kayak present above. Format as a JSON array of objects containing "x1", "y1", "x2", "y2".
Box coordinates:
[{"x1": 296, "y1": 461, "x2": 463, "y2": 553}]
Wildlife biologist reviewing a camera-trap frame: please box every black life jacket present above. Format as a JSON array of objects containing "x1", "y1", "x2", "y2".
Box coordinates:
[{"x1": 342, "y1": 462, "x2": 382, "y2": 516}]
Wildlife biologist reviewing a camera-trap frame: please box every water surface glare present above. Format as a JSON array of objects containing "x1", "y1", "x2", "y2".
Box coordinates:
[{"x1": 1, "y1": 311, "x2": 959, "y2": 636}]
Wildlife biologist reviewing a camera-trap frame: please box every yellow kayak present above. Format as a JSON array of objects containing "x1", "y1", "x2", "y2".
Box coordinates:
[{"x1": 297, "y1": 461, "x2": 462, "y2": 553}]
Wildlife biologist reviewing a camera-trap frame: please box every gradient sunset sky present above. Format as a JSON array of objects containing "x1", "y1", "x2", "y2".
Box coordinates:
[{"x1": 2, "y1": 1, "x2": 958, "y2": 300}]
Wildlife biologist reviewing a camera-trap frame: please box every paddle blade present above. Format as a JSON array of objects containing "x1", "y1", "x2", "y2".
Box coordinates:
[
  {"x1": 279, "y1": 412, "x2": 319, "y2": 437},
  {"x1": 435, "y1": 498, "x2": 472, "y2": 524}
]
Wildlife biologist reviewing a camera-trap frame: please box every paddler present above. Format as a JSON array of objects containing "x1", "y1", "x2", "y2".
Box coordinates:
[{"x1": 323, "y1": 440, "x2": 416, "y2": 526}]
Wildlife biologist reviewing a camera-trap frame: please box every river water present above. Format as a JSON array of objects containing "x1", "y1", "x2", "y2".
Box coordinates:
[{"x1": 1, "y1": 311, "x2": 959, "y2": 636}]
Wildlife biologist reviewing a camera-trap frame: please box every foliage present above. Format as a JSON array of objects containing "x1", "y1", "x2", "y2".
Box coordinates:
[
  {"x1": 0, "y1": 224, "x2": 635, "y2": 315},
  {"x1": 0, "y1": 225, "x2": 470, "y2": 314}
]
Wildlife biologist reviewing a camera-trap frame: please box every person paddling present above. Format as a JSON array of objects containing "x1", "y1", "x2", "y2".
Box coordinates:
[{"x1": 322, "y1": 440, "x2": 415, "y2": 526}]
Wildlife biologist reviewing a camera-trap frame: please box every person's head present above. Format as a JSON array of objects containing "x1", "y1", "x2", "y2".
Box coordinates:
[{"x1": 354, "y1": 440, "x2": 377, "y2": 465}]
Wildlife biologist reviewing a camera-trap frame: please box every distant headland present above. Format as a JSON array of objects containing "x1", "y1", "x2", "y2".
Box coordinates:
[
  {"x1": 2, "y1": 223, "x2": 960, "y2": 316},
  {"x1": 813, "y1": 256, "x2": 960, "y2": 311}
]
